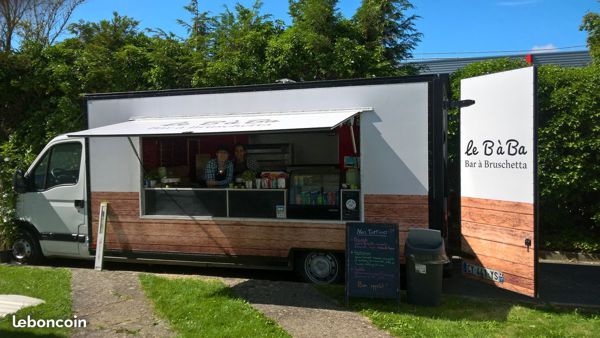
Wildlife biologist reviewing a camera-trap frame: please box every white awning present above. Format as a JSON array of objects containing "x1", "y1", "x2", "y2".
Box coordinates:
[{"x1": 68, "y1": 108, "x2": 369, "y2": 137}]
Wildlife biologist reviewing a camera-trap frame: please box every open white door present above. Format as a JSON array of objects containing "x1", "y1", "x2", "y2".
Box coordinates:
[{"x1": 460, "y1": 67, "x2": 538, "y2": 298}]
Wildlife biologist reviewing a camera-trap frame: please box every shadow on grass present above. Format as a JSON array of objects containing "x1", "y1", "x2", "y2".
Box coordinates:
[
  {"x1": 230, "y1": 279, "x2": 343, "y2": 311},
  {"x1": 317, "y1": 284, "x2": 600, "y2": 323}
]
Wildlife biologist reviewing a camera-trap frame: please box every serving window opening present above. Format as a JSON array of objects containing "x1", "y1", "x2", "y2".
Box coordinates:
[{"x1": 140, "y1": 116, "x2": 361, "y2": 221}]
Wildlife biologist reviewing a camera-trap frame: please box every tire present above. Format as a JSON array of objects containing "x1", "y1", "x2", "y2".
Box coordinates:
[
  {"x1": 296, "y1": 251, "x2": 343, "y2": 284},
  {"x1": 12, "y1": 230, "x2": 43, "y2": 264}
]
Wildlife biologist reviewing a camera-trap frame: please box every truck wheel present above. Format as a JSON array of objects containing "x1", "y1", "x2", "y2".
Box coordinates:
[
  {"x1": 297, "y1": 251, "x2": 343, "y2": 284},
  {"x1": 12, "y1": 231, "x2": 42, "y2": 264}
]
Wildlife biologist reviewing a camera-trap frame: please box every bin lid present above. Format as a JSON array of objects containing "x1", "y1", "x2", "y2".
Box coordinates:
[
  {"x1": 405, "y1": 229, "x2": 449, "y2": 264},
  {"x1": 406, "y1": 228, "x2": 443, "y2": 249}
]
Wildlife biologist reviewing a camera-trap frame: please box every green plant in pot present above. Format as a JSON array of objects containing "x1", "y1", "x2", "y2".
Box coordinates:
[
  {"x1": 241, "y1": 170, "x2": 256, "y2": 188},
  {"x1": 145, "y1": 170, "x2": 161, "y2": 187}
]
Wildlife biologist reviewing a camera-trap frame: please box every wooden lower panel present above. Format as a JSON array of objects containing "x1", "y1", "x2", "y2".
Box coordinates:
[
  {"x1": 91, "y1": 192, "x2": 347, "y2": 258},
  {"x1": 105, "y1": 234, "x2": 343, "y2": 250},
  {"x1": 92, "y1": 192, "x2": 426, "y2": 261},
  {"x1": 462, "y1": 236, "x2": 533, "y2": 266},
  {"x1": 462, "y1": 196, "x2": 533, "y2": 214},
  {"x1": 92, "y1": 192, "x2": 138, "y2": 201},
  {"x1": 364, "y1": 194, "x2": 429, "y2": 230},
  {"x1": 105, "y1": 223, "x2": 344, "y2": 241},
  {"x1": 104, "y1": 243, "x2": 289, "y2": 257},
  {"x1": 461, "y1": 197, "x2": 535, "y2": 298},
  {"x1": 461, "y1": 206, "x2": 533, "y2": 230},
  {"x1": 463, "y1": 252, "x2": 533, "y2": 279},
  {"x1": 462, "y1": 221, "x2": 534, "y2": 249},
  {"x1": 363, "y1": 194, "x2": 429, "y2": 205}
]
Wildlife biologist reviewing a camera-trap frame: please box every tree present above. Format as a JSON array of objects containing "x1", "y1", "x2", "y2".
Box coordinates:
[
  {"x1": 0, "y1": 0, "x2": 31, "y2": 52},
  {"x1": 201, "y1": 1, "x2": 282, "y2": 86},
  {"x1": 580, "y1": 7, "x2": 599, "y2": 62},
  {"x1": 0, "y1": 0, "x2": 84, "y2": 53},
  {"x1": 19, "y1": 0, "x2": 85, "y2": 46},
  {"x1": 145, "y1": 34, "x2": 194, "y2": 90},
  {"x1": 266, "y1": 0, "x2": 420, "y2": 81},
  {"x1": 67, "y1": 13, "x2": 152, "y2": 92},
  {"x1": 177, "y1": 0, "x2": 214, "y2": 51},
  {"x1": 353, "y1": 0, "x2": 421, "y2": 74},
  {"x1": 266, "y1": 0, "x2": 345, "y2": 80}
]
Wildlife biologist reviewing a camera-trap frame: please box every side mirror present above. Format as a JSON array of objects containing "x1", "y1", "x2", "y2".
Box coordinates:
[{"x1": 13, "y1": 169, "x2": 27, "y2": 193}]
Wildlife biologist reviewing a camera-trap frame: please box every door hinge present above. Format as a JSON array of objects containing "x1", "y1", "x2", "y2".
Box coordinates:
[{"x1": 443, "y1": 99, "x2": 476, "y2": 109}]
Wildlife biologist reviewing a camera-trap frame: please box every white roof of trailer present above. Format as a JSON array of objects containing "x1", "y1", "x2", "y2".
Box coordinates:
[{"x1": 68, "y1": 108, "x2": 369, "y2": 137}]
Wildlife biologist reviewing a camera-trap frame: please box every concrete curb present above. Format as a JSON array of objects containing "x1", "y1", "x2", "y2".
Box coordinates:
[{"x1": 539, "y1": 250, "x2": 600, "y2": 265}]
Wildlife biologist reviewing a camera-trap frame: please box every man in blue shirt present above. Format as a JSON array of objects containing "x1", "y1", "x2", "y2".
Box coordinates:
[{"x1": 205, "y1": 145, "x2": 234, "y2": 188}]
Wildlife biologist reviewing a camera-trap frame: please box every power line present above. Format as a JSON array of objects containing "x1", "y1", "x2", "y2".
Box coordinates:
[{"x1": 412, "y1": 45, "x2": 586, "y2": 56}]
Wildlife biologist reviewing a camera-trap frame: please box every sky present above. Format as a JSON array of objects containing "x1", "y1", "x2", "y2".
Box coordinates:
[{"x1": 67, "y1": 0, "x2": 599, "y2": 60}]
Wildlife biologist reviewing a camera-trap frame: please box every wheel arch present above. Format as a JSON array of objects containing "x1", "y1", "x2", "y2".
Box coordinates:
[{"x1": 14, "y1": 219, "x2": 41, "y2": 239}]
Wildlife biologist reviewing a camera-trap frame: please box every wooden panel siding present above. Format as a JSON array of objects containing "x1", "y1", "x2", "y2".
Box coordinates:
[
  {"x1": 91, "y1": 192, "x2": 345, "y2": 258},
  {"x1": 364, "y1": 194, "x2": 429, "y2": 229},
  {"x1": 91, "y1": 192, "x2": 429, "y2": 262},
  {"x1": 461, "y1": 196, "x2": 535, "y2": 297},
  {"x1": 364, "y1": 194, "x2": 429, "y2": 263}
]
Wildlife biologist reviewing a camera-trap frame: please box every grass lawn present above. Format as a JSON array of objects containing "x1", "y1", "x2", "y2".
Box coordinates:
[
  {"x1": 139, "y1": 274, "x2": 290, "y2": 338},
  {"x1": 0, "y1": 265, "x2": 72, "y2": 338},
  {"x1": 317, "y1": 285, "x2": 600, "y2": 338}
]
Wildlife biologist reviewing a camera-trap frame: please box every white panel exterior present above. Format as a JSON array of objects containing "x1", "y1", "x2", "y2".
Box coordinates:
[
  {"x1": 360, "y1": 83, "x2": 429, "y2": 194},
  {"x1": 460, "y1": 67, "x2": 535, "y2": 203},
  {"x1": 87, "y1": 83, "x2": 430, "y2": 195},
  {"x1": 89, "y1": 137, "x2": 141, "y2": 192}
]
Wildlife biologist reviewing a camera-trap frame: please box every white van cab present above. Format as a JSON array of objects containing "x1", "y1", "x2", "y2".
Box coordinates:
[{"x1": 12, "y1": 135, "x2": 90, "y2": 263}]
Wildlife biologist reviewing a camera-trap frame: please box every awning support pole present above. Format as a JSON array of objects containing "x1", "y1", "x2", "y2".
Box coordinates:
[
  {"x1": 127, "y1": 137, "x2": 144, "y2": 168},
  {"x1": 125, "y1": 136, "x2": 190, "y2": 217},
  {"x1": 349, "y1": 118, "x2": 357, "y2": 155}
]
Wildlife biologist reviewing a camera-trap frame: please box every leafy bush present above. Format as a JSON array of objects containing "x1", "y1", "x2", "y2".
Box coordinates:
[
  {"x1": 537, "y1": 63, "x2": 600, "y2": 238},
  {"x1": 0, "y1": 133, "x2": 42, "y2": 247}
]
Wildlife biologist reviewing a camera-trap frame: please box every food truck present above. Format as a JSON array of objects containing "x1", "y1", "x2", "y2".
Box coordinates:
[{"x1": 12, "y1": 75, "x2": 450, "y2": 284}]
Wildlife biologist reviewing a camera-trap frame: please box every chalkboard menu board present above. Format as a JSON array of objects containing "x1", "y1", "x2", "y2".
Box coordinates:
[{"x1": 345, "y1": 223, "x2": 400, "y2": 305}]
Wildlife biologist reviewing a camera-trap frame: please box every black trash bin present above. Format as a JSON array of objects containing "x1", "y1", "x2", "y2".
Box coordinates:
[{"x1": 405, "y1": 228, "x2": 449, "y2": 306}]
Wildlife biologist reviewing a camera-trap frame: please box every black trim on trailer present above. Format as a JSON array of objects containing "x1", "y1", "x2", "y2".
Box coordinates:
[
  {"x1": 96, "y1": 250, "x2": 291, "y2": 269},
  {"x1": 533, "y1": 66, "x2": 539, "y2": 298},
  {"x1": 83, "y1": 75, "x2": 442, "y2": 100},
  {"x1": 84, "y1": 97, "x2": 94, "y2": 255},
  {"x1": 427, "y1": 75, "x2": 449, "y2": 232},
  {"x1": 427, "y1": 80, "x2": 434, "y2": 228},
  {"x1": 40, "y1": 232, "x2": 86, "y2": 243}
]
